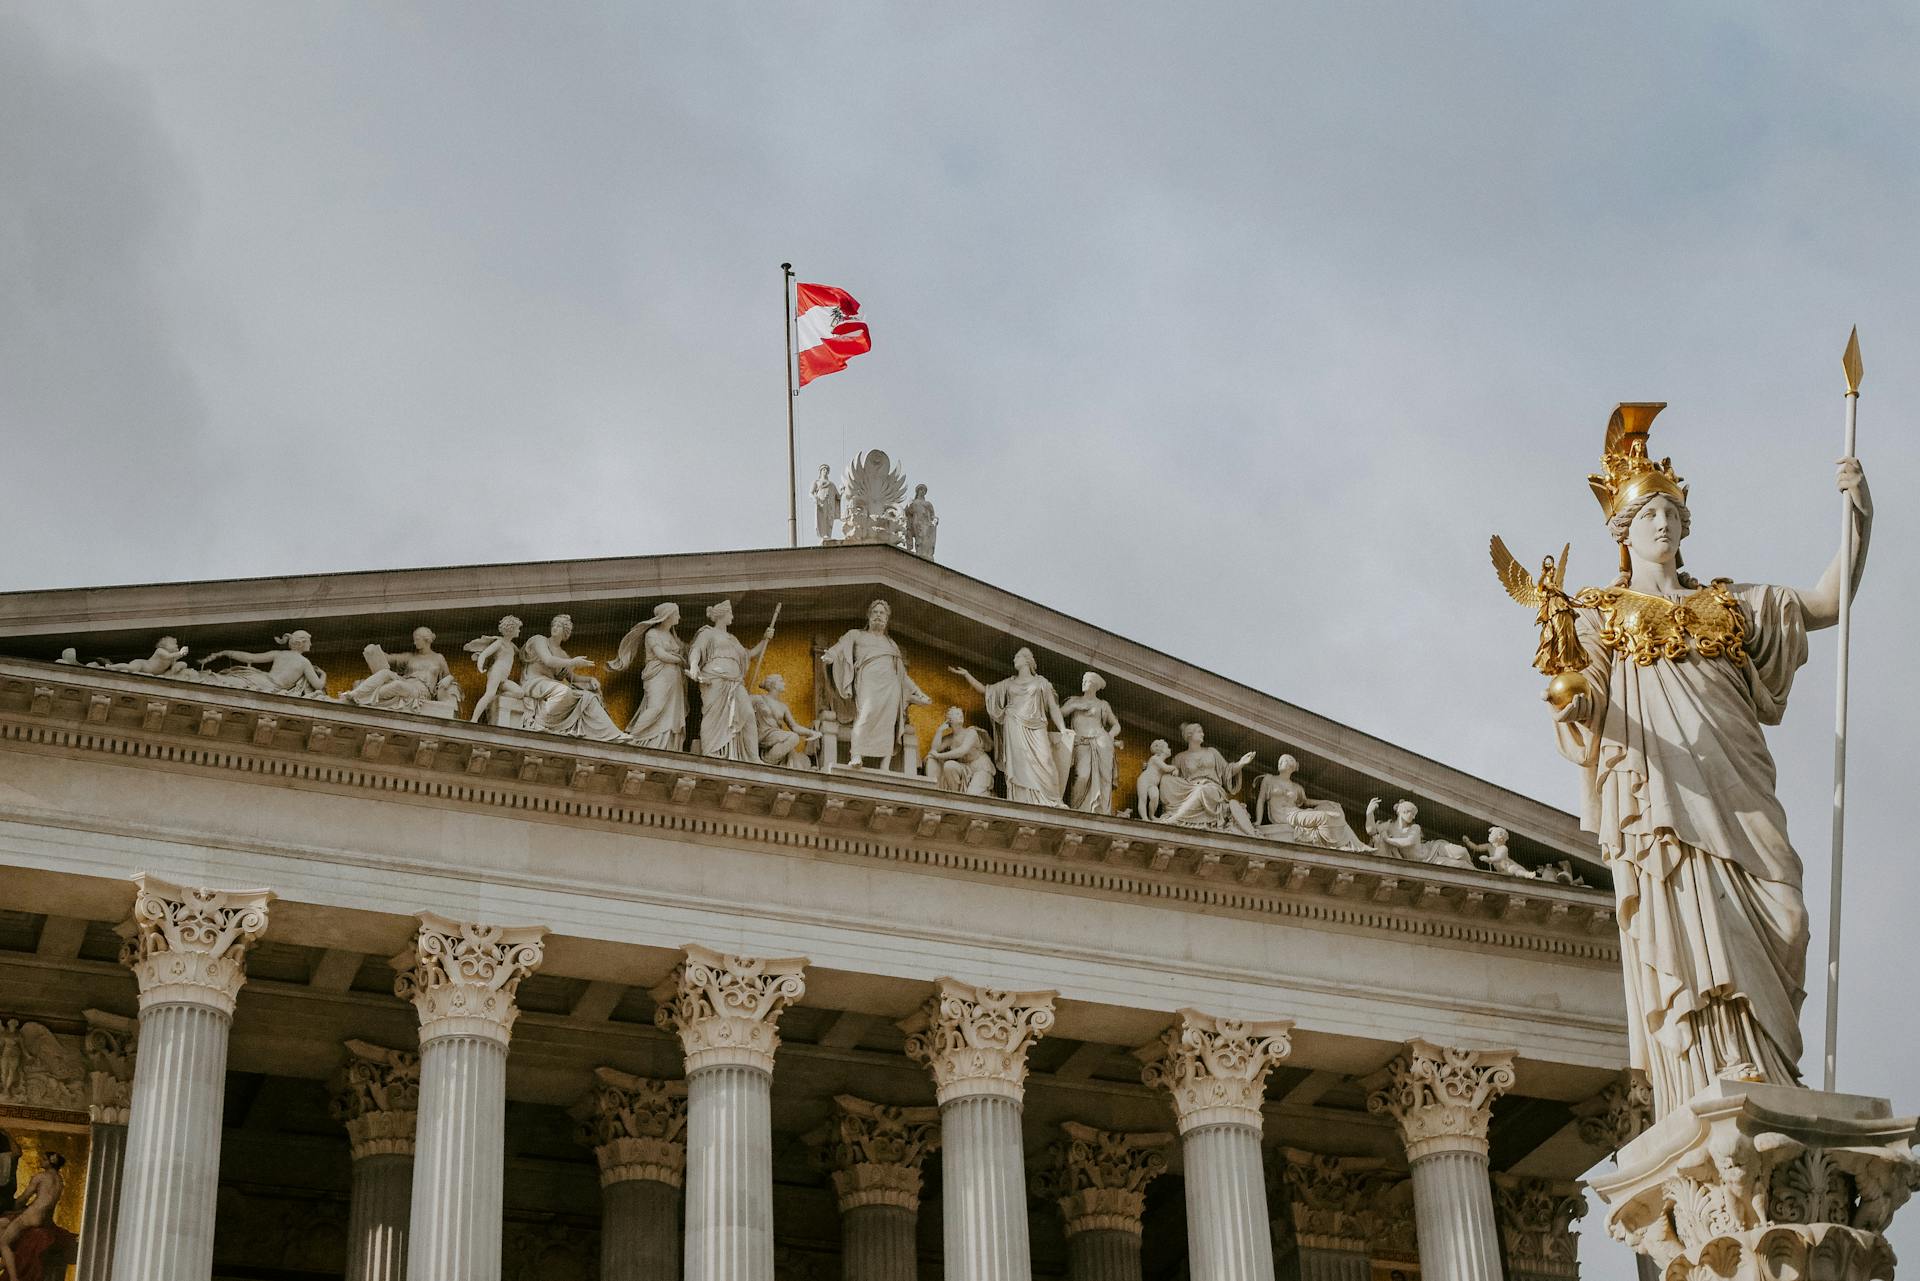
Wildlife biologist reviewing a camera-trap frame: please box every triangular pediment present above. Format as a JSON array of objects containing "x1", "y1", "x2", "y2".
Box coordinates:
[{"x1": 0, "y1": 543, "x2": 1602, "y2": 881}]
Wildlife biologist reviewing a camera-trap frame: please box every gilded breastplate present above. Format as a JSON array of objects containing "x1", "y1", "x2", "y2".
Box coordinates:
[{"x1": 1573, "y1": 580, "x2": 1749, "y2": 667}]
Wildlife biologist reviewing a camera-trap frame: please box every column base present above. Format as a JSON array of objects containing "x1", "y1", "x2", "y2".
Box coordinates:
[{"x1": 1589, "y1": 1080, "x2": 1920, "y2": 1281}]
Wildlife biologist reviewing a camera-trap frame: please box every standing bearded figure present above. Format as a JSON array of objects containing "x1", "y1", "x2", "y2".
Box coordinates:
[
  {"x1": 1537, "y1": 404, "x2": 1870, "y2": 1117},
  {"x1": 823, "y1": 598, "x2": 930, "y2": 769}
]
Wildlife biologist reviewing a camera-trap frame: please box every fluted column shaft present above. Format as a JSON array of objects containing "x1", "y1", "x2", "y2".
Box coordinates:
[
  {"x1": 1182, "y1": 1123, "x2": 1276, "y2": 1279},
  {"x1": 602, "y1": 1174, "x2": 680, "y2": 1281},
  {"x1": 1067, "y1": 1228, "x2": 1142, "y2": 1281},
  {"x1": 940, "y1": 1093, "x2": 1031, "y2": 1280},
  {"x1": 1291, "y1": 1241, "x2": 1371, "y2": 1281},
  {"x1": 109, "y1": 876, "x2": 272, "y2": 1281},
  {"x1": 685, "y1": 1063, "x2": 776, "y2": 1279},
  {"x1": 842, "y1": 1204, "x2": 916, "y2": 1280},
  {"x1": 345, "y1": 1152, "x2": 414, "y2": 1281},
  {"x1": 1409, "y1": 1150, "x2": 1501, "y2": 1281},
  {"x1": 74, "y1": 1121, "x2": 127, "y2": 1281}
]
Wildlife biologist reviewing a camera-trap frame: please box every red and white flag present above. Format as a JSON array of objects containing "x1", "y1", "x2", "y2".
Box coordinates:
[{"x1": 794, "y1": 283, "x2": 872, "y2": 386}]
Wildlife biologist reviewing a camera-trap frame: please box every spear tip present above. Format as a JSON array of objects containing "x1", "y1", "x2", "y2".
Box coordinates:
[{"x1": 1843, "y1": 326, "x2": 1863, "y2": 395}]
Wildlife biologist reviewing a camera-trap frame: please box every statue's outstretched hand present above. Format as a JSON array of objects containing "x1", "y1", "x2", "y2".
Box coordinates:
[
  {"x1": 1837, "y1": 456, "x2": 1871, "y2": 517},
  {"x1": 1542, "y1": 688, "x2": 1591, "y2": 724}
]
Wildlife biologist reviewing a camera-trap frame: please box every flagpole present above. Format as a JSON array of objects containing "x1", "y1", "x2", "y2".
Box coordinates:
[
  {"x1": 1823, "y1": 326, "x2": 1863, "y2": 1093},
  {"x1": 782, "y1": 263, "x2": 799, "y2": 548}
]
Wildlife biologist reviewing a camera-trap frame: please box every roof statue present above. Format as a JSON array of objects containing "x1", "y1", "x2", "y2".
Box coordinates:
[{"x1": 815, "y1": 449, "x2": 937, "y2": 558}]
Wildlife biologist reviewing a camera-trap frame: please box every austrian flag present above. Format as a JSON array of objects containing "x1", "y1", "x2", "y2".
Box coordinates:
[{"x1": 794, "y1": 283, "x2": 872, "y2": 386}]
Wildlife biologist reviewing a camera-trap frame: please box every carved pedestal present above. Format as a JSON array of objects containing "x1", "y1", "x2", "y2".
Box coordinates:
[
  {"x1": 111, "y1": 876, "x2": 272, "y2": 1281},
  {"x1": 1366, "y1": 1039, "x2": 1515, "y2": 1281},
  {"x1": 394, "y1": 914, "x2": 547, "y2": 1281},
  {"x1": 576, "y1": 1067, "x2": 688, "y2": 1281},
  {"x1": 655, "y1": 946, "x2": 808, "y2": 1281},
  {"x1": 1589, "y1": 1081, "x2": 1920, "y2": 1281},
  {"x1": 1034, "y1": 1123, "x2": 1172, "y2": 1281},
  {"x1": 1137, "y1": 1009, "x2": 1294, "y2": 1281},
  {"x1": 902, "y1": 980, "x2": 1058, "y2": 1281},
  {"x1": 810, "y1": 1095, "x2": 940, "y2": 1281}
]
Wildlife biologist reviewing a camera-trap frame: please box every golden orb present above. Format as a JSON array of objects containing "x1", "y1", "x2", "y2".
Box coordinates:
[{"x1": 1545, "y1": 671, "x2": 1592, "y2": 709}]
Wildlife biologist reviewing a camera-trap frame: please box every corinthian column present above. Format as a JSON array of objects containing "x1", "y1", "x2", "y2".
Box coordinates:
[
  {"x1": 808, "y1": 1095, "x2": 940, "y2": 1281},
  {"x1": 1365, "y1": 1039, "x2": 1516, "y2": 1281},
  {"x1": 331, "y1": 1039, "x2": 420, "y2": 1281},
  {"x1": 1492, "y1": 1176, "x2": 1586, "y2": 1281},
  {"x1": 1573, "y1": 1073, "x2": 1656, "y2": 1281},
  {"x1": 74, "y1": 1009, "x2": 136, "y2": 1281},
  {"x1": 109, "y1": 875, "x2": 272, "y2": 1281},
  {"x1": 900, "y1": 980, "x2": 1057, "y2": 1281},
  {"x1": 394, "y1": 914, "x2": 547, "y2": 1281},
  {"x1": 653, "y1": 945, "x2": 808, "y2": 1281},
  {"x1": 1032, "y1": 1123, "x2": 1172, "y2": 1281},
  {"x1": 1136, "y1": 1009, "x2": 1292, "y2": 1281},
  {"x1": 576, "y1": 1067, "x2": 689, "y2": 1281},
  {"x1": 1276, "y1": 1149, "x2": 1389, "y2": 1281}
]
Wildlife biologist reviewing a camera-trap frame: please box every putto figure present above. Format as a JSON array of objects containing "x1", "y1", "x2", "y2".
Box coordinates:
[
  {"x1": 463, "y1": 616, "x2": 524, "y2": 725},
  {"x1": 1534, "y1": 403, "x2": 1871, "y2": 1116},
  {"x1": 822, "y1": 598, "x2": 929, "y2": 770},
  {"x1": 199, "y1": 630, "x2": 331, "y2": 699},
  {"x1": 95, "y1": 636, "x2": 192, "y2": 677}
]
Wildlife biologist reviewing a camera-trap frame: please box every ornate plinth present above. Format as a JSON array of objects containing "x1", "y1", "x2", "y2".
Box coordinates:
[{"x1": 1589, "y1": 1080, "x2": 1920, "y2": 1281}]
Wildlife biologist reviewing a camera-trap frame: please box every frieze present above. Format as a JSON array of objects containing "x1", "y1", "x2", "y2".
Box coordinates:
[{"x1": 0, "y1": 663, "x2": 1617, "y2": 967}]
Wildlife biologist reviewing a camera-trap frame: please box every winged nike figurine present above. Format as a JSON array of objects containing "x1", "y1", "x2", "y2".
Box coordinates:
[{"x1": 1489, "y1": 536, "x2": 1591, "y2": 707}]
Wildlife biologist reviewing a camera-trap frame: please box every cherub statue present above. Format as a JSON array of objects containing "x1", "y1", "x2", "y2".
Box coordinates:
[
  {"x1": 1461, "y1": 826, "x2": 1533, "y2": 878},
  {"x1": 199, "y1": 631, "x2": 331, "y2": 699},
  {"x1": 1134, "y1": 738, "x2": 1178, "y2": 822},
  {"x1": 463, "y1": 616, "x2": 524, "y2": 725},
  {"x1": 751, "y1": 674, "x2": 821, "y2": 768},
  {"x1": 95, "y1": 637, "x2": 192, "y2": 677},
  {"x1": 344, "y1": 626, "x2": 461, "y2": 716},
  {"x1": 924, "y1": 706, "x2": 995, "y2": 795},
  {"x1": 1364, "y1": 799, "x2": 1475, "y2": 869}
]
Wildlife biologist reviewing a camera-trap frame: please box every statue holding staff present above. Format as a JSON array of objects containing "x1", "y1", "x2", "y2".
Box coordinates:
[
  {"x1": 1507, "y1": 403, "x2": 1872, "y2": 1117},
  {"x1": 685, "y1": 599, "x2": 773, "y2": 762}
]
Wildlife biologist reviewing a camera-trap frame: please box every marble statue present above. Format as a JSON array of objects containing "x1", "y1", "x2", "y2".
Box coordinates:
[
  {"x1": 198, "y1": 631, "x2": 332, "y2": 699},
  {"x1": 751, "y1": 674, "x2": 820, "y2": 768},
  {"x1": 950, "y1": 650, "x2": 1072, "y2": 806},
  {"x1": 519, "y1": 615, "x2": 625, "y2": 742},
  {"x1": 95, "y1": 637, "x2": 192, "y2": 677},
  {"x1": 1462, "y1": 827, "x2": 1533, "y2": 878},
  {"x1": 822, "y1": 599, "x2": 929, "y2": 769},
  {"x1": 811, "y1": 465, "x2": 841, "y2": 541},
  {"x1": 1251, "y1": 754, "x2": 1366, "y2": 850},
  {"x1": 1059, "y1": 671, "x2": 1121, "y2": 814},
  {"x1": 0, "y1": 1150, "x2": 67, "y2": 1281},
  {"x1": 1153, "y1": 723, "x2": 1259, "y2": 834},
  {"x1": 54, "y1": 648, "x2": 79, "y2": 665},
  {"x1": 903, "y1": 484, "x2": 938, "y2": 558},
  {"x1": 1134, "y1": 738, "x2": 1178, "y2": 822},
  {"x1": 609, "y1": 602, "x2": 689, "y2": 750},
  {"x1": 686, "y1": 599, "x2": 773, "y2": 762},
  {"x1": 924, "y1": 706, "x2": 995, "y2": 794},
  {"x1": 463, "y1": 616, "x2": 524, "y2": 725},
  {"x1": 344, "y1": 627, "x2": 460, "y2": 717},
  {"x1": 1364, "y1": 799, "x2": 1475, "y2": 868},
  {"x1": 1534, "y1": 405, "x2": 1872, "y2": 1113}
]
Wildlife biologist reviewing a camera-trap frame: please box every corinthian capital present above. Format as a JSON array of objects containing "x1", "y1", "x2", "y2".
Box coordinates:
[
  {"x1": 808, "y1": 1095, "x2": 941, "y2": 1212},
  {"x1": 1135, "y1": 1008, "x2": 1293, "y2": 1133},
  {"x1": 1492, "y1": 1175, "x2": 1586, "y2": 1280},
  {"x1": 899, "y1": 979, "x2": 1057, "y2": 1103},
  {"x1": 1574, "y1": 1071, "x2": 1653, "y2": 1154},
  {"x1": 1033, "y1": 1122, "x2": 1172, "y2": 1237},
  {"x1": 1365, "y1": 1038, "x2": 1517, "y2": 1160},
  {"x1": 1279, "y1": 1149, "x2": 1390, "y2": 1248},
  {"x1": 118, "y1": 874, "x2": 274, "y2": 1014},
  {"x1": 392, "y1": 913, "x2": 547, "y2": 1045},
  {"x1": 330, "y1": 1039, "x2": 421, "y2": 1160},
  {"x1": 82, "y1": 1008, "x2": 137, "y2": 1125},
  {"x1": 575, "y1": 1067, "x2": 688, "y2": 1188},
  {"x1": 651, "y1": 945, "x2": 808, "y2": 1074}
]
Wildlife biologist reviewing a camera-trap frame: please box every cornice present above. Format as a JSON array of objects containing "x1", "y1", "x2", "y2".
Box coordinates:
[{"x1": 0, "y1": 660, "x2": 1618, "y2": 966}]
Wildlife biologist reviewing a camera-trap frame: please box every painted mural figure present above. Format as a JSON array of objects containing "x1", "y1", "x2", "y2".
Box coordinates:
[{"x1": 0, "y1": 1150, "x2": 71, "y2": 1281}]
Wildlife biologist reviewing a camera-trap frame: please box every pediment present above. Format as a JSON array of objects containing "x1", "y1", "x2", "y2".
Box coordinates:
[{"x1": 0, "y1": 543, "x2": 1603, "y2": 882}]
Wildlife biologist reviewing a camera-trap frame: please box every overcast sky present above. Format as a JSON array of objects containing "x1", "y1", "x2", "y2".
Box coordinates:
[{"x1": 5, "y1": 5, "x2": 1917, "y2": 1273}]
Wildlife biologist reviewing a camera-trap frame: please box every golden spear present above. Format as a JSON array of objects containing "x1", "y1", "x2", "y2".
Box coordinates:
[{"x1": 1822, "y1": 327, "x2": 1863, "y2": 1092}]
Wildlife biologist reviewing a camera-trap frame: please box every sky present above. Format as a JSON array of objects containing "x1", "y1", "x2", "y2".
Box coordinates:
[{"x1": 4, "y1": 4, "x2": 1917, "y2": 1274}]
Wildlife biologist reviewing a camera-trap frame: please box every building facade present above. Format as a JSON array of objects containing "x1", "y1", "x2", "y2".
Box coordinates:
[{"x1": 0, "y1": 543, "x2": 1633, "y2": 1281}]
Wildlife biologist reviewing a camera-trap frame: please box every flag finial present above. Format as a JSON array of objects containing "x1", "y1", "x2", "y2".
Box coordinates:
[{"x1": 1842, "y1": 326, "x2": 1863, "y2": 395}]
